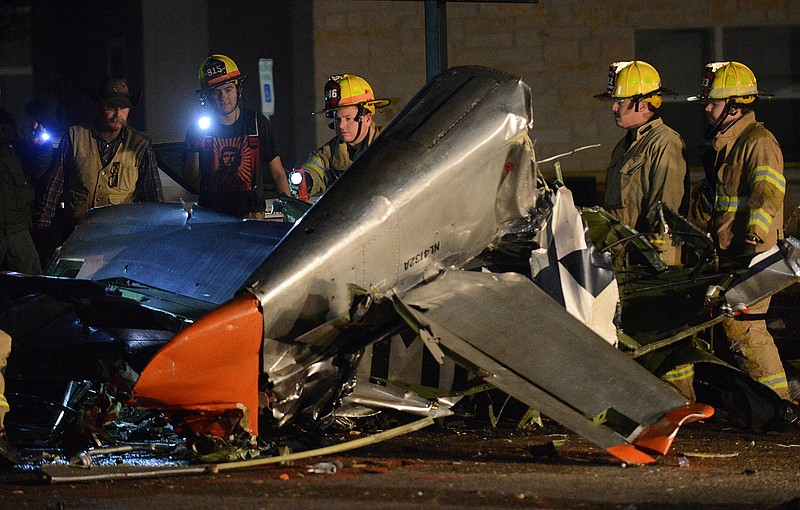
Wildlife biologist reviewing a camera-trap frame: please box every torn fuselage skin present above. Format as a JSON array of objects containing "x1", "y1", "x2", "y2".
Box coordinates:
[
  {"x1": 133, "y1": 66, "x2": 538, "y2": 447},
  {"x1": 130, "y1": 67, "x2": 729, "y2": 465}
]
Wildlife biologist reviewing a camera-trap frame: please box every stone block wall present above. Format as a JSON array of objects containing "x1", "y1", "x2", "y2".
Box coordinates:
[{"x1": 309, "y1": 0, "x2": 800, "y2": 182}]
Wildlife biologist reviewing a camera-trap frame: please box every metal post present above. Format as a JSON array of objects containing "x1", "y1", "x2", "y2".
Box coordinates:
[{"x1": 424, "y1": 0, "x2": 447, "y2": 82}]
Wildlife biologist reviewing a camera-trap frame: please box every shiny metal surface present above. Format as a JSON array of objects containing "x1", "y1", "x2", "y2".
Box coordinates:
[
  {"x1": 338, "y1": 381, "x2": 455, "y2": 418},
  {"x1": 724, "y1": 237, "x2": 800, "y2": 312},
  {"x1": 244, "y1": 66, "x2": 536, "y2": 425},
  {"x1": 248, "y1": 66, "x2": 536, "y2": 343},
  {"x1": 53, "y1": 202, "x2": 291, "y2": 305}
]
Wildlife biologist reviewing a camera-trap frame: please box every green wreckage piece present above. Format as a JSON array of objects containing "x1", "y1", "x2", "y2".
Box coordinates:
[
  {"x1": 582, "y1": 206, "x2": 667, "y2": 272},
  {"x1": 583, "y1": 202, "x2": 799, "y2": 382}
]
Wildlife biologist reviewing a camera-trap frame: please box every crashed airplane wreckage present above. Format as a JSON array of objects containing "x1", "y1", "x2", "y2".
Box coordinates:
[
  {"x1": 6, "y1": 68, "x2": 800, "y2": 470},
  {"x1": 7, "y1": 66, "x2": 800, "y2": 469},
  {"x1": 126, "y1": 65, "x2": 713, "y2": 465}
]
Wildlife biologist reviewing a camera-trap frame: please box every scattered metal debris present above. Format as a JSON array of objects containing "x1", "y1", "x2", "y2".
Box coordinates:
[
  {"x1": 38, "y1": 416, "x2": 434, "y2": 484},
  {"x1": 307, "y1": 460, "x2": 343, "y2": 474},
  {"x1": 2, "y1": 66, "x2": 799, "y2": 478}
]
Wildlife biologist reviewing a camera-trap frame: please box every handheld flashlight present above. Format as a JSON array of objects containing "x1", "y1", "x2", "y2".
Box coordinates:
[{"x1": 289, "y1": 169, "x2": 309, "y2": 201}]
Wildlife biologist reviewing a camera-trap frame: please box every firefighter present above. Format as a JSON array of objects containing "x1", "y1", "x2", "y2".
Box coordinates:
[
  {"x1": 184, "y1": 54, "x2": 291, "y2": 216},
  {"x1": 297, "y1": 74, "x2": 390, "y2": 196},
  {"x1": 688, "y1": 61, "x2": 792, "y2": 401},
  {"x1": 595, "y1": 60, "x2": 689, "y2": 265},
  {"x1": 596, "y1": 61, "x2": 693, "y2": 399}
]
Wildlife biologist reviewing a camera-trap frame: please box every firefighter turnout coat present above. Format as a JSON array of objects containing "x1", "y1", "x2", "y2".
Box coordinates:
[
  {"x1": 705, "y1": 110, "x2": 785, "y2": 254},
  {"x1": 604, "y1": 117, "x2": 688, "y2": 232}
]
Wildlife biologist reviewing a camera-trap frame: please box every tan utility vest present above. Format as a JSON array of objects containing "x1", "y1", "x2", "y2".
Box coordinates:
[{"x1": 68, "y1": 125, "x2": 150, "y2": 220}]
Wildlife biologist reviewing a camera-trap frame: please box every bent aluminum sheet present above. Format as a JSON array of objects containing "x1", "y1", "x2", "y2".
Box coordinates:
[
  {"x1": 401, "y1": 270, "x2": 688, "y2": 451},
  {"x1": 53, "y1": 203, "x2": 291, "y2": 305},
  {"x1": 338, "y1": 381, "x2": 455, "y2": 419},
  {"x1": 724, "y1": 237, "x2": 800, "y2": 312},
  {"x1": 242, "y1": 66, "x2": 537, "y2": 426},
  {"x1": 248, "y1": 65, "x2": 536, "y2": 341}
]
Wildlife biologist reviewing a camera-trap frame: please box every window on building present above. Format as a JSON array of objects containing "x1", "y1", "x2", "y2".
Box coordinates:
[{"x1": 636, "y1": 26, "x2": 800, "y2": 166}]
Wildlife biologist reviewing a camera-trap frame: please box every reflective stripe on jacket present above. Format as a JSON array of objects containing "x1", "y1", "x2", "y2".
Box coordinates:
[{"x1": 706, "y1": 111, "x2": 785, "y2": 252}]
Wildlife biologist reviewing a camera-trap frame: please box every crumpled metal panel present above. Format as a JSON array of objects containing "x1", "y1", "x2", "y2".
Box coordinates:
[
  {"x1": 338, "y1": 381, "x2": 455, "y2": 418},
  {"x1": 243, "y1": 66, "x2": 537, "y2": 426},
  {"x1": 53, "y1": 203, "x2": 291, "y2": 305},
  {"x1": 403, "y1": 271, "x2": 686, "y2": 436},
  {"x1": 724, "y1": 237, "x2": 800, "y2": 312}
]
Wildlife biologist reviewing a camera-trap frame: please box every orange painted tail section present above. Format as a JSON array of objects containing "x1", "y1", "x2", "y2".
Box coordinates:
[
  {"x1": 605, "y1": 403, "x2": 714, "y2": 465},
  {"x1": 606, "y1": 444, "x2": 657, "y2": 464},
  {"x1": 633, "y1": 402, "x2": 715, "y2": 456},
  {"x1": 132, "y1": 295, "x2": 264, "y2": 435}
]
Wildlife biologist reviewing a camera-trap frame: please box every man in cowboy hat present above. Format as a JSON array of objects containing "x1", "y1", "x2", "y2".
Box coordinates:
[
  {"x1": 34, "y1": 77, "x2": 163, "y2": 251},
  {"x1": 295, "y1": 73, "x2": 390, "y2": 196}
]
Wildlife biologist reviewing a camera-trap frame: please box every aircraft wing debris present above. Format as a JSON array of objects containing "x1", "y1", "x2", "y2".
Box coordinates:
[
  {"x1": 128, "y1": 65, "x2": 714, "y2": 465},
  {"x1": 399, "y1": 269, "x2": 712, "y2": 463},
  {"x1": 48, "y1": 202, "x2": 293, "y2": 305}
]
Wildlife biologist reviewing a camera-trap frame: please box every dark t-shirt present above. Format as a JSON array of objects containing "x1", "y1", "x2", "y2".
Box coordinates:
[{"x1": 188, "y1": 109, "x2": 281, "y2": 217}]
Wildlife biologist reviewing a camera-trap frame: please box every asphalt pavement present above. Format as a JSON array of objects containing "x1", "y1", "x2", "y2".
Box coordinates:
[{"x1": 4, "y1": 418, "x2": 800, "y2": 509}]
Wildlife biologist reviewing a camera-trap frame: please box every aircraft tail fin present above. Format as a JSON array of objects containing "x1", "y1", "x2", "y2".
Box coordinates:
[{"x1": 132, "y1": 295, "x2": 263, "y2": 436}]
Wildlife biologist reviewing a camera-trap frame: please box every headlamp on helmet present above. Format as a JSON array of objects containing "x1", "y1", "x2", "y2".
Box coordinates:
[{"x1": 196, "y1": 54, "x2": 248, "y2": 105}]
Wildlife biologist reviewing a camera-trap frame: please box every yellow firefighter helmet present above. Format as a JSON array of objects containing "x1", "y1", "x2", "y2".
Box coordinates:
[
  {"x1": 315, "y1": 74, "x2": 390, "y2": 116},
  {"x1": 687, "y1": 61, "x2": 772, "y2": 105},
  {"x1": 197, "y1": 54, "x2": 247, "y2": 92},
  {"x1": 594, "y1": 60, "x2": 673, "y2": 109}
]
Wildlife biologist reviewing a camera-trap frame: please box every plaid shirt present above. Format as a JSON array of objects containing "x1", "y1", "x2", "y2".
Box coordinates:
[{"x1": 34, "y1": 126, "x2": 163, "y2": 228}]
